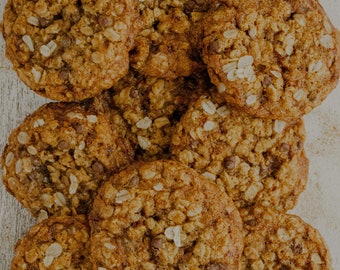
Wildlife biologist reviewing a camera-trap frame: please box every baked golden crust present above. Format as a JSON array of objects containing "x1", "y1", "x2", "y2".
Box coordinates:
[
  {"x1": 240, "y1": 206, "x2": 332, "y2": 269},
  {"x1": 170, "y1": 92, "x2": 308, "y2": 211},
  {"x1": 200, "y1": 0, "x2": 340, "y2": 121},
  {"x1": 89, "y1": 160, "x2": 244, "y2": 269},
  {"x1": 129, "y1": 0, "x2": 213, "y2": 79},
  {"x1": 10, "y1": 215, "x2": 93, "y2": 269},
  {"x1": 1, "y1": 95, "x2": 134, "y2": 218},
  {"x1": 2, "y1": 0, "x2": 139, "y2": 101}
]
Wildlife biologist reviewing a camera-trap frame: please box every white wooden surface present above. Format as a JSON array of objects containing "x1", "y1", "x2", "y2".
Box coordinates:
[{"x1": 0, "y1": 1, "x2": 340, "y2": 269}]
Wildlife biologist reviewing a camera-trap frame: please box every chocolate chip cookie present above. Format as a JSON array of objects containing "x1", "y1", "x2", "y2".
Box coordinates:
[
  {"x1": 129, "y1": 0, "x2": 213, "y2": 79},
  {"x1": 240, "y1": 206, "x2": 332, "y2": 269},
  {"x1": 10, "y1": 215, "x2": 93, "y2": 269},
  {"x1": 1, "y1": 95, "x2": 134, "y2": 218},
  {"x1": 89, "y1": 160, "x2": 243, "y2": 269},
  {"x1": 112, "y1": 70, "x2": 209, "y2": 161},
  {"x1": 200, "y1": 0, "x2": 340, "y2": 121},
  {"x1": 2, "y1": 0, "x2": 139, "y2": 101},
  {"x1": 170, "y1": 92, "x2": 308, "y2": 211}
]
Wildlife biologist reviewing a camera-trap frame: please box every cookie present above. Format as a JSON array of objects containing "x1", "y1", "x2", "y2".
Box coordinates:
[
  {"x1": 10, "y1": 215, "x2": 93, "y2": 269},
  {"x1": 2, "y1": 0, "x2": 139, "y2": 101},
  {"x1": 1, "y1": 95, "x2": 135, "y2": 218},
  {"x1": 200, "y1": 0, "x2": 340, "y2": 121},
  {"x1": 240, "y1": 206, "x2": 332, "y2": 269},
  {"x1": 89, "y1": 160, "x2": 243, "y2": 269},
  {"x1": 170, "y1": 93, "x2": 308, "y2": 211},
  {"x1": 129, "y1": 0, "x2": 212, "y2": 79},
  {"x1": 112, "y1": 70, "x2": 209, "y2": 161}
]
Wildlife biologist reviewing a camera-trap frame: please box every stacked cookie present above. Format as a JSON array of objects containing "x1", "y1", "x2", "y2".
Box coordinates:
[{"x1": 1, "y1": 0, "x2": 339, "y2": 269}]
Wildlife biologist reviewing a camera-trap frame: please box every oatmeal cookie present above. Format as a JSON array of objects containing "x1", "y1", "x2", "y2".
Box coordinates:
[
  {"x1": 200, "y1": 0, "x2": 340, "y2": 121},
  {"x1": 10, "y1": 215, "x2": 93, "y2": 269},
  {"x1": 240, "y1": 206, "x2": 332, "y2": 269},
  {"x1": 112, "y1": 70, "x2": 209, "y2": 161},
  {"x1": 2, "y1": 0, "x2": 139, "y2": 101},
  {"x1": 1, "y1": 96, "x2": 134, "y2": 218},
  {"x1": 89, "y1": 160, "x2": 243, "y2": 269},
  {"x1": 129, "y1": 0, "x2": 213, "y2": 79},
  {"x1": 170, "y1": 93, "x2": 308, "y2": 211}
]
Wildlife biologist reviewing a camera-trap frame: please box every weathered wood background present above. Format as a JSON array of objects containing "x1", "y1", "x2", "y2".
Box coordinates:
[{"x1": 1, "y1": 0, "x2": 340, "y2": 269}]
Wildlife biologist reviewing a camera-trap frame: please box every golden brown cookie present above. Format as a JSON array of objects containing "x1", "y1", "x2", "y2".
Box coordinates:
[
  {"x1": 240, "y1": 206, "x2": 332, "y2": 269},
  {"x1": 89, "y1": 160, "x2": 244, "y2": 269},
  {"x1": 2, "y1": 0, "x2": 139, "y2": 101},
  {"x1": 10, "y1": 215, "x2": 92, "y2": 269},
  {"x1": 170, "y1": 92, "x2": 308, "y2": 211},
  {"x1": 129, "y1": 0, "x2": 213, "y2": 79},
  {"x1": 200, "y1": 0, "x2": 340, "y2": 121},
  {"x1": 1, "y1": 95, "x2": 134, "y2": 218},
  {"x1": 112, "y1": 70, "x2": 209, "y2": 161}
]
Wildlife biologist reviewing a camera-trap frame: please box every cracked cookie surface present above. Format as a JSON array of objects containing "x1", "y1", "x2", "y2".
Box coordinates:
[
  {"x1": 89, "y1": 160, "x2": 243, "y2": 269},
  {"x1": 1, "y1": 94, "x2": 134, "y2": 218},
  {"x1": 170, "y1": 92, "x2": 308, "y2": 211},
  {"x1": 2, "y1": 0, "x2": 139, "y2": 101},
  {"x1": 200, "y1": 0, "x2": 340, "y2": 121},
  {"x1": 240, "y1": 206, "x2": 332, "y2": 269}
]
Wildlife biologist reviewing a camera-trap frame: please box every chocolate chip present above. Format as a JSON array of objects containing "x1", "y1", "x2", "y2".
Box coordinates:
[
  {"x1": 224, "y1": 156, "x2": 236, "y2": 170},
  {"x1": 208, "y1": 40, "x2": 221, "y2": 54},
  {"x1": 297, "y1": 140, "x2": 304, "y2": 150},
  {"x1": 98, "y1": 15, "x2": 113, "y2": 27},
  {"x1": 129, "y1": 88, "x2": 139, "y2": 98},
  {"x1": 244, "y1": 219, "x2": 257, "y2": 227},
  {"x1": 256, "y1": 64, "x2": 266, "y2": 72},
  {"x1": 263, "y1": 76, "x2": 272, "y2": 87},
  {"x1": 72, "y1": 123, "x2": 85, "y2": 134},
  {"x1": 291, "y1": 243, "x2": 303, "y2": 254},
  {"x1": 269, "y1": 156, "x2": 283, "y2": 175},
  {"x1": 92, "y1": 161, "x2": 104, "y2": 173},
  {"x1": 58, "y1": 140, "x2": 69, "y2": 150},
  {"x1": 151, "y1": 238, "x2": 163, "y2": 250},
  {"x1": 39, "y1": 17, "x2": 51, "y2": 27},
  {"x1": 59, "y1": 35, "x2": 72, "y2": 48},
  {"x1": 58, "y1": 69, "x2": 70, "y2": 81},
  {"x1": 280, "y1": 143, "x2": 290, "y2": 153}
]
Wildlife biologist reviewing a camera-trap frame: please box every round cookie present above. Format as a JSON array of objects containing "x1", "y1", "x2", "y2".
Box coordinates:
[
  {"x1": 89, "y1": 160, "x2": 244, "y2": 269},
  {"x1": 200, "y1": 0, "x2": 340, "y2": 121},
  {"x1": 240, "y1": 206, "x2": 332, "y2": 269},
  {"x1": 170, "y1": 92, "x2": 309, "y2": 211},
  {"x1": 10, "y1": 215, "x2": 93, "y2": 269},
  {"x1": 112, "y1": 70, "x2": 209, "y2": 161},
  {"x1": 2, "y1": 0, "x2": 139, "y2": 101},
  {"x1": 1, "y1": 95, "x2": 135, "y2": 218},
  {"x1": 129, "y1": 0, "x2": 212, "y2": 79}
]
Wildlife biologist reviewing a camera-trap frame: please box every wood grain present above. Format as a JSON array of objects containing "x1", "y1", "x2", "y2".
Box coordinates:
[{"x1": 0, "y1": 0, "x2": 340, "y2": 269}]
